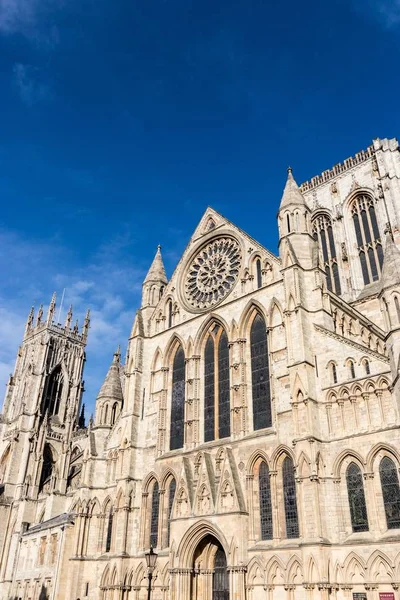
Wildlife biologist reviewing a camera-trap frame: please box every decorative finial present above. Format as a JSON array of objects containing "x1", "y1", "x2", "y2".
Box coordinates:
[
  {"x1": 36, "y1": 304, "x2": 43, "y2": 326},
  {"x1": 65, "y1": 305, "x2": 73, "y2": 329},
  {"x1": 82, "y1": 309, "x2": 90, "y2": 341},
  {"x1": 73, "y1": 319, "x2": 79, "y2": 335},
  {"x1": 25, "y1": 306, "x2": 35, "y2": 335},
  {"x1": 46, "y1": 292, "x2": 56, "y2": 324},
  {"x1": 287, "y1": 166, "x2": 292, "y2": 174},
  {"x1": 114, "y1": 345, "x2": 121, "y2": 363},
  {"x1": 157, "y1": 244, "x2": 161, "y2": 251}
]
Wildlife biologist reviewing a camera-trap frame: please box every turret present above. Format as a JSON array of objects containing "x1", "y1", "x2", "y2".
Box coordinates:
[
  {"x1": 141, "y1": 245, "x2": 168, "y2": 308},
  {"x1": 95, "y1": 348, "x2": 124, "y2": 427}
]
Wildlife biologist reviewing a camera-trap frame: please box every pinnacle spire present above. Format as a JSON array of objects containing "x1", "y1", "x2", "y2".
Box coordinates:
[
  {"x1": 143, "y1": 245, "x2": 168, "y2": 285},
  {"x1": 82, "y1": 309, "x2": 90, "y2": 341},
  {"x1": 279, "y1": 167, "x2": 308, "y2": 210},
  {"x1": 381, "y1": 231, "x2": 400, "y2": 290},
  {"x1": 65, "y1": 305, "x2": 73, "y2": 329},
  {"x1": 46, "y1": 292, "x2": 56, "y2": 324},
  {"x1": 96, "y1": 349, "x2": 123, "y2": 402},
  {"x1": 25, "y1": 306, "x2": 35, "y2": 336}
]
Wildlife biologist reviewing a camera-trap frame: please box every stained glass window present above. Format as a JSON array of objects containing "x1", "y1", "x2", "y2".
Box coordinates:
[
  {"x1": 105, "y1": 510, "x2": 113, "y2": 552},
  {"x1": 170, "y1": 347, "x2": 185, "y2": 450},
  {"x1": 312, "y1": 214, "x2": 341, "y2": 295},
  {"x1": 204, "y1": 336, "x2": 215, "y2": 442},
  {"x1": 259, "y1": 462, "x2": 273, "y2": 539},
  {"x1": 352, "y1": 195, "x2": 383, "y2": 285},
  {"x1": 256, "y1": 259, "x2": 262, "y2": 289},
  {"x1": 379, "y1": 457, "x2": 400, "y2": 529},
  {"x1": 363, "y1": 360, "x2": 370, "y2": 375},
  {"x1": 251, "y1": 314, "x2": 272, "y2": 430},
  {"x1": 332, "y1": 363, "x2": 338, "y2": 384},
  {"x1": 218, "y1": 331, "x2": 230, "y2": 439},
  {"x1": 283, "y1": 456, "x2": 299, "y2": 538},
  {"x1": 204, "y1": 327, "x2": 231, "y2": 441},
  {"x1": 150, "y1": 482, "x2": 159, "y2": 547},
  {"x1": 346, "y1": 462, "x2": 369, "y2": 532},
  {"x1": 167, "y1": 478, "x2": 176, "y2": 545}
]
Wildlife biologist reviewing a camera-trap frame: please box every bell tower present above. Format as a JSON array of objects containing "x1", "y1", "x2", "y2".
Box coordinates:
[{"x1": 0, "y1": 294, "x2": 89, "y2": 503}]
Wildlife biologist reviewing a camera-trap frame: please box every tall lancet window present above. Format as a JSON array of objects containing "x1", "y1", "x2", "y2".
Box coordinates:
[
  {"x1": 167, "y1": 478, "x2": 176, "y2": 545},
  {"x1": 351, "y1": 194, "x2": 383, "y2": 285},
  {"x1": 259, "y1": 461, "x2": 273, "y2": 539},
  {"x1": 170, "y1": 346, "x2": 185, "y2": 450},
  {"x1": 379, "y1": 457, "x2": 400, "y2": 529},
  {"x1": 150, "y1": 482, "x2": 159, "y2": 547},
  {"x1": 204, "y1": 325, "x2": 231, "y2": 442},
  {"x1": 283, "y1": 456, "x2": 299, "y2": 538},
  {"x1": 251, "y1": 313, "x2": 272, "y2": 430},
  {"x1": 312, "y1": 213, "x2": 341, "y2": 295},
  {"x1": 346, "y1": 462, "x2": 369, "y2": 532}
]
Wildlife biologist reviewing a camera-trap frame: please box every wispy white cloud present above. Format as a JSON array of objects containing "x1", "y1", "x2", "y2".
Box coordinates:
[
  {"x1": 0, "y1": 0, "x2": 61, "y2": 44},
  {"x1": 353, "y1": 0, "x2": 400, "y2": 28},
  {"x1": 12, "y1": 63, "x2": 53, "y2": 105},
  {"x1": 0, "y1": 228, "x2": 145, "y2": 416}
]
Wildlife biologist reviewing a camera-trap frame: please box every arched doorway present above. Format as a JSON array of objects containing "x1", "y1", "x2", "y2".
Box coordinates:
[{"x1": 192, "y1": 535, "x2": 229, "y2": 600}]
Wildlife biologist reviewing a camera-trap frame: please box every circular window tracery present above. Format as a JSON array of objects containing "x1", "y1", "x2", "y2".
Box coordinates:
[{"x1": 184, "y1": 236, "x2": 241, "y2": 311}]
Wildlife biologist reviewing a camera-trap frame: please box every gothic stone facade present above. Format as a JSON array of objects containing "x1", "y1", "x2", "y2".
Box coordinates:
[{"x1": 1, "y1": 137, "x2": 400, "y2": 600}]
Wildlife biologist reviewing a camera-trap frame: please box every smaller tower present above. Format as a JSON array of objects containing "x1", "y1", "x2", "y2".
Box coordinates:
[{"x1": 95, "y1": 348, "x2": 124, "y2": 428}]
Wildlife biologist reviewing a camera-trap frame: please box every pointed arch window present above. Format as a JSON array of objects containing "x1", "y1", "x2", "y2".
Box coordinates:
[
  {"x1": 42, "y1": 366, "x2": 63, "y2": 416},
  {"x1": 349, "y1": 360, "x2": 356, "y2": 379},
  {"x1": 259, "y1": 462, "x2": 273, "y2": 540},
  {"x1": 167, "y1": 300, "x2": 173, "y2": 328},
  {"x1": 363, "y1": 359, "x2": 370, "y2": 376},
  {"x1": 150, "y1": 482, "x2": 159, "y2": 547},
  {"x1": 111, "y1": 403, "x2": 118, "y2": 425},
  {"x1": 346, "y1": 462, "x2": 369, "y2": 532},
  {"x1": 170, "y1": 346, "x2": 185, "y2": 450},
  {"x1": 256, "y1": 259, "x2": 262, "y2": 289},
  {"x1": 204, "y1": 325, "x2": 230, "y2": 442},
  {"x1": 351, "y1": 195, "x2": 383, "y2": 285},
  {"x1": 282, "y1": 456, "x2": 299, "y2": 538},
  {"x1": 331, "y1": 363, "x2": 338, "y2": 384},
  {"x1": 167, "y1": 478, "x2": 176, "y2": 545},
  {"x1": 251, "y1": 313, "x2": 272, "y2": 430},
  {"x1": 105, "y1": 508, "x2": 113, "y2": 552},
  {"x1": 379, "y1": 457, "x2": 400, "y2": 529},
  {"x1": 312, "y1": 213, "x2": 341, "y2": 295},
  {"x1": 39, "y1": 444, "x2": 54, "y2": 493}
]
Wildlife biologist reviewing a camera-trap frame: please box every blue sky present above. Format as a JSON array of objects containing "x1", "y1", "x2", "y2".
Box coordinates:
[{"x1": 1, "y1": 0, "x2": 400, "y2": 417}]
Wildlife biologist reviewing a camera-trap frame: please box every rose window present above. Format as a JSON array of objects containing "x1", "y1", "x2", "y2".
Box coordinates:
[{"x1": 184, "y1": 237, "x2": 241, "y2": 310}]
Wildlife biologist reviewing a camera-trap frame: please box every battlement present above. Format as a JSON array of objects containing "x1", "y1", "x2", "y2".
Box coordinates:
[
  {"x1": 300, "y1": 145, "x2": 375, "y2": 192},
  {"x1": 23, "y1": 294, "x2": 90, "y2": 344}
]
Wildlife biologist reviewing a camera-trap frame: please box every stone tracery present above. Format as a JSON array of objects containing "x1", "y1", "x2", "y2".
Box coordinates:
[{"x1": 184, "y1": 236, "x2": 241, "y2": 310}]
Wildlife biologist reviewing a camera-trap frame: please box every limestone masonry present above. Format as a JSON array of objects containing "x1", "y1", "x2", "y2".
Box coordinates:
[{"x1": 1, "y1": 137, "x2": 400, "y2": 600}]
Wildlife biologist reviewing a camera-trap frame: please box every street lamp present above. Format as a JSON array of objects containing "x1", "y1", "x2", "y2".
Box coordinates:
[{"x1": 145, "y1": 545, "x2": 158, "y2": 600}]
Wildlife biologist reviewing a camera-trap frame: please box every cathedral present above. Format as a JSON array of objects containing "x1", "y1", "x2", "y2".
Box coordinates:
[{"x1": 2, "y1": 136, "x2": 400, "y2": 600}]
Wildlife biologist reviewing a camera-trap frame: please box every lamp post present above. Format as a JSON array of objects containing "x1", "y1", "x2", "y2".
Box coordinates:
[{"x1": 145, "y1": 545, "x2": 158, "y2": 600}]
